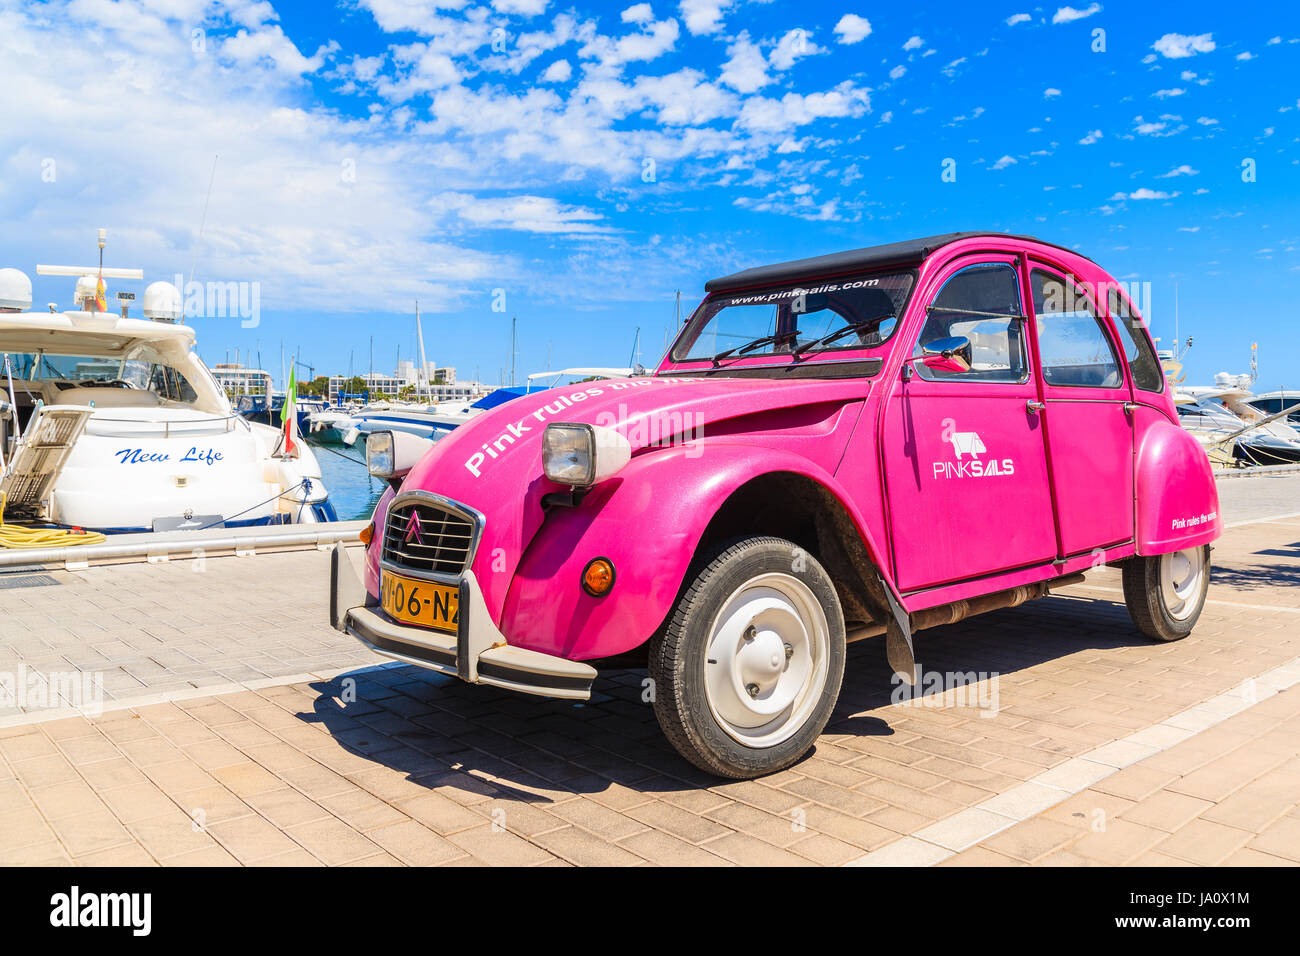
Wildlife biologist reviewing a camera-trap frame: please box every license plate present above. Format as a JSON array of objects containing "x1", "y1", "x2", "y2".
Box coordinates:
[{"x1": 380, "y1": 571, "x2": 459, "y2": 633}]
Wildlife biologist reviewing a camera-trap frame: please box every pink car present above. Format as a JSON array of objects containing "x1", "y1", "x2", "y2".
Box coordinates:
[{"x1": 331, "y1": 232, "x2": 1220, "y2": 779}]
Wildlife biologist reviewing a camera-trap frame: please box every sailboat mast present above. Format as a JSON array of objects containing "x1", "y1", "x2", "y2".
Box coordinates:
[{"x1": 415, "y1": 300, "x2": 429, "y2": 400}]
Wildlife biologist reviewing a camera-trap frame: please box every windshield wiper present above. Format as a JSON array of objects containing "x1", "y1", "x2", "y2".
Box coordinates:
[
  {"x1": 792, "y1": 317, "x2": 895, "y2": 356},
  {"x1": 711, "y1": 331, "x2": 799, "y2": 364}
]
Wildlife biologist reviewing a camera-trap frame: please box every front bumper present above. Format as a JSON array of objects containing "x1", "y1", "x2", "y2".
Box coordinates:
[{"x1": 329, "y1": 544, "x2": 596, "y2": 700}]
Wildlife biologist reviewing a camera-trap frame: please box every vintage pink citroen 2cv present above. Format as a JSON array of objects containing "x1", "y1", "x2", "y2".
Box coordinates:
[{"x1": 331, "y1": 232, "x2": 1221, "y2": 778}]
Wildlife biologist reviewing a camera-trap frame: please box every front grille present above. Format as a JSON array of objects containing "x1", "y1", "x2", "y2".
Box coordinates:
[{"x1": 383, "y1": 499, "x2": 476, "y2": 576}]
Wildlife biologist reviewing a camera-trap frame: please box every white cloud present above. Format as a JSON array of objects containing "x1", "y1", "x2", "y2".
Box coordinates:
[
  {"x1": 492, "y1": 0, "x2": 550, "y2": 13},
  {"x1": 1236, "y1": 51, "x2": 1255, "y2": 61},
  {"x1": 432, "y1": 192, "x2": 613, "y2": 234},
  {"x1": 735, "y1": 84, "x2": 870, "y2": 132},
  {"x1": 1128, "y1": 188, "x2": 1177, "y2": 200},
  {"x1": 770, "y1": 29, "x2": 823, "y2": 71},
  {"x1": 1079, "y1": 129, "x2": 1103, "y2": 144},
  {"x1": 719, "y1": 31, "x2": 770, "y2": 93},
  {"x1": 540, "y1": 58, "x2": 572, "y2": 82},
  {"x1": 1153, "y1": 88, "x2": 1185, "y2": 98},
  {"x1": 1044, "y1": 87, "x2": 1061, "y2": 98},
  {"x1": 1196, "y1": 116, "x2": 1218, "y2": 125},
  {"x1": 222, "y1": 27, "x2": 338, "y2": 76},
  {"x1": 579, "y1": 15, "x2": 681, "y2": 67},
  {"x1": 1052, "y1": 4, "x2": 1101, "y2": 24},
  {"x1": 833, "y1": 14, "x2": 872, "y2": 45},
  {"x1": 902, "y1": 35, "x2": 924, "y2": 51},
  {"x1": 678, "y1": 0, "x2": 730, "y2": 36},
  {"x1": 1153, "y1": 33, "x2": 1216, "y2": 58},
  {"x1": 992, "y1": 154, "x2": 1017, "y2": 169},
  {"x1": 889, "y1": 64, "x2": 906, "y2": 80},
  {"x1": 1006, "y1": 13, "x2": 1031, "y2": 26},
  {"x1": 941, "y1": 57, "x2": 966, "y2": 78},
  {"x1": 621, "y1": 3, "x2": 654, "y2": 24},
  {"x1": 1158, "y1": 164, "x2": 1198, "y2": 177}
]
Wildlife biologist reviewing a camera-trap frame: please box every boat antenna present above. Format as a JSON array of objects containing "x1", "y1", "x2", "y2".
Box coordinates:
[{"x1": 189, "y1": 153, "x2": 219, "y2": 287}]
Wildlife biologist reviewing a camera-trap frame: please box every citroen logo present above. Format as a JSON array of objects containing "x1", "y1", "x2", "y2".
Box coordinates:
[{"x1": 403, "y1": 511, "x2": 422, "y2": 545}]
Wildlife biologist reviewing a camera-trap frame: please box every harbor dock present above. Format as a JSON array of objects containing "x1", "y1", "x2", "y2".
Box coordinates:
[{"x1": 1, "y1": 476, "x2": 1297, "y2": 867}]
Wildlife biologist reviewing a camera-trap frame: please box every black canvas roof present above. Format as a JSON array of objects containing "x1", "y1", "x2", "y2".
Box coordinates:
[{"x1": 704, "y1": 231, "x2": 1090, "y2": 293}]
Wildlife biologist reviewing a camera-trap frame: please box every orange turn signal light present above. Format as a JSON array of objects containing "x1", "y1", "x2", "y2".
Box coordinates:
[
  {"x1": 359, "y1": 523, "x2": 374, "y2": 547},
  {"x1": 582, "y1": 557, "x2": 616, "y2": 597}
]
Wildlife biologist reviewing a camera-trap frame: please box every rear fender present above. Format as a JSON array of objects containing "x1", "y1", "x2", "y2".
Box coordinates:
[
  {"x1": 1135, "y1": 412, "x2": 1222, "y2": 555},
  {"x1": 498, "y1": 443, "x2": 895, "y2": 661}
]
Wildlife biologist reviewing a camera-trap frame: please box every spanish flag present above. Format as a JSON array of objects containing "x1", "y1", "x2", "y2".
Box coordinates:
[{"x1": 94, "y1": 270, "x2": 107, "y2": 313}]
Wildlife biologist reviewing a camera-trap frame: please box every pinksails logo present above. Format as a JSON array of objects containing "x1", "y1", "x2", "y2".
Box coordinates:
[{"x1": 934, "y1": 418, "x2": 1015, "y2": 479}]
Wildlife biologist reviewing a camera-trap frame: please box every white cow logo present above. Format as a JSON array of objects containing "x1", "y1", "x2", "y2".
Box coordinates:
[{"x1": 948, "y1": 431, "x2": 986, "y2": 459}]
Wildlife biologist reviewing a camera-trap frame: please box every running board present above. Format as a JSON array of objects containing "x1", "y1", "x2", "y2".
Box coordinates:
[{"x1": 1, "y1": 405, "x2": 94, "y2": 518}]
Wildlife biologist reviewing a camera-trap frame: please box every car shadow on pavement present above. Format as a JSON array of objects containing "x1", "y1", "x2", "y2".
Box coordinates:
[
  {"x1": 294, "y1": 591, "x2": 1152, "y2": 801},
  {"x1": 1211, "y1": 544, "x2": 1300, "y2": 590}
]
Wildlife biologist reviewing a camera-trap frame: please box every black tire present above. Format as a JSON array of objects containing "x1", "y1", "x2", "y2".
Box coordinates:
[
  {"x1": 1122, "y1": 544, "x2": 1210, "y2": 642},
  {"x1": 648, "y1": 535, "x2": 846, "y2": 779}
]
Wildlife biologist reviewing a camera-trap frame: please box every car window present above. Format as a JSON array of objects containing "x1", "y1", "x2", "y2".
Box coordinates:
[
  {"x1": 1106, "y1": 286, "x2": 1164, "y2": 393},
  {"x1": 914, "y1": 262, "x2": 1028, "y2": 382},
  {"x1": 1030, "y1": 268, "x2": 1121, "y2": 389}
]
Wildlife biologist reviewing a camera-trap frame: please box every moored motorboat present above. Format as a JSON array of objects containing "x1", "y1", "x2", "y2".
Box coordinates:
[{"x1": 0, "y1": 239, "x2": 335, "y2": 532}]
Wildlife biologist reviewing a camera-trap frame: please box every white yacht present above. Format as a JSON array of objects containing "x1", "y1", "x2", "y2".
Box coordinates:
[
  {"x1": 0, "y1": 247, "x2": 334, "y2": 533},
  {"x1": 1175, "y1": 374, "x2": 1300, "y2": 467}
]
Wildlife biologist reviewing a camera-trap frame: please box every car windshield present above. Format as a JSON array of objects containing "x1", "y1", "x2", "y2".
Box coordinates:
[{"x1": 673, "y1": 271, "x2": 914, "y2": 362}]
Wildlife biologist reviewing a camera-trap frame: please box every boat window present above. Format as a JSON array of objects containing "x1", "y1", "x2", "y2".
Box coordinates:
[
  {"x1": 1030, "y1": 268, "x2": 1122, "y2": 389},
  {"x1": 914, "y1": 262, "x2": 1028, "y2": 383},
  {"x1": 2, "y1": 351, "x2": 198, "y2": 403},
  {"x1": 1106, "y1": 286, "x2": 1164, "y2": 393}
]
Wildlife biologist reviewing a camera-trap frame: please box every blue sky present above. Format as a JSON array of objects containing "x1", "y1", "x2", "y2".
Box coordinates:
[{"x1": 1, "y1": 0, "x2": 1297, "y2": 389}]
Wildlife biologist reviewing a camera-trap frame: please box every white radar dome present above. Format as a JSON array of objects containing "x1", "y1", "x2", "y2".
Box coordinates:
[
  {"x1": 74, "y1": 274, "x2": 99, "y2": 309},
  {"x1": 0, "y1": 268, "x2": 32, "y2": 311},
  {"x1": 142, "y1": 281, "x2": 183, "y2": 322}
]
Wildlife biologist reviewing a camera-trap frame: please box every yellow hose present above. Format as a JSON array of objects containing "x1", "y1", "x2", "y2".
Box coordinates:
[{"x1": 0, "y1": 493, "x2": 108, "y2": 548}]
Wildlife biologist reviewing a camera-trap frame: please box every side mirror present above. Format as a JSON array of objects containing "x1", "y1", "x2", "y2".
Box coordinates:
[
  {"x1": 921, "y1": 335, "x2": 973, "y2": 371},
  {"x1": 902, "y1": 335, "x2": 973, "y2": 378}
]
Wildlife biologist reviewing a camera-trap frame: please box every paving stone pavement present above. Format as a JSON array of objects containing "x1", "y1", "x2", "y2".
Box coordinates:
[
  {"x1": 0, "y1": 477, "x2": 1296, "y2": 865},
  {"x1": 0, "y1": 549, "x2": 382, "y2": 716}
]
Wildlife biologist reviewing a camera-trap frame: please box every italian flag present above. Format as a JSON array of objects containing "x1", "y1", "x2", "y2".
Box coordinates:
[{"x1": 281, "y1": 365, "x2": 298, "y2": 457}]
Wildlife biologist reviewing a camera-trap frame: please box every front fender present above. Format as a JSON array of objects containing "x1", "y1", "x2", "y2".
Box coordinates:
[
  {"x1": 1135, "y1": 413, "x2": 1222, "y2": 555},
  {"x1": 362, "y1": 484, "x2": 396, "y2": 597},
  {"x1": 498, "y1": 442, "x2": 892, "y2": 660}
]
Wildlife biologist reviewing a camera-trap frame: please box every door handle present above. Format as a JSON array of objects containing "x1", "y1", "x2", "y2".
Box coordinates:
[
  {"x1": 1123, "y1": 402, "x2": 1138, "y2": 416},
  {"x1": 1026, "y1": 400, "x2": 1045, "y2": 413}
]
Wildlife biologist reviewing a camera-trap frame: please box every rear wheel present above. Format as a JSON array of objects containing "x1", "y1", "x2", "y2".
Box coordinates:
[
  {"x1": 1122, "y1": 544, "x2": 1210, "y2": 642},
  {"x1": 648, "y1": 536, "x2": 846, "y2": 779}
]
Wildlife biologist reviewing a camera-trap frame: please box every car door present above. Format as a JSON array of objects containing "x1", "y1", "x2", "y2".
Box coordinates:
[
  {"x1": 883, "y1": 257, "x2": 1058, "y2": 593},
  {"x1": 1027, "y1": 265, "x2": 1134, "y2": 556}
]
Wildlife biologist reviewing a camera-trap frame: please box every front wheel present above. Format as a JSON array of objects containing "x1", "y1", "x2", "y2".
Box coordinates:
[
  {"x1": 648, "y1": 536, "x2": 846, "y2": 779},
  {"x1": 1122, "y1": 544, "x2": 1211, "y2": 642}
]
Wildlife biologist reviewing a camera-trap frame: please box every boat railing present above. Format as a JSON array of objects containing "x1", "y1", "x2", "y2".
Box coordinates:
[{"x1": 85, "y1": 412, "x2": 252, "y2": 437}]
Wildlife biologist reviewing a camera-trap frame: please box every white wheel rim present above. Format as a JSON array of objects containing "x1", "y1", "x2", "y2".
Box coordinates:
[
  {"x1": 1159, "y1": 547, "x2": 1205, "y2": 621},
  {"x1": 702, "y1": 573, "x2": 830, "y2": 749}
]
